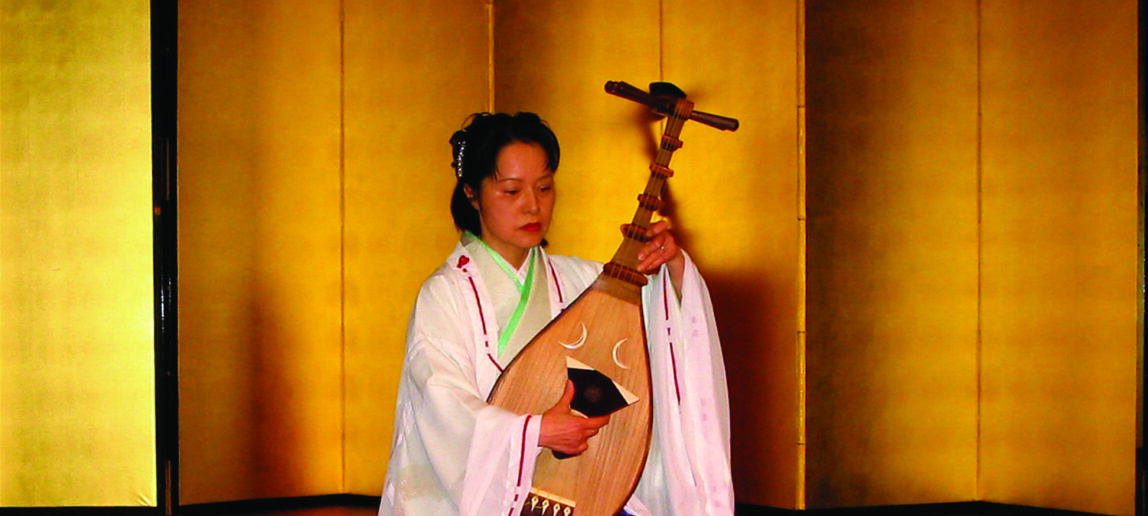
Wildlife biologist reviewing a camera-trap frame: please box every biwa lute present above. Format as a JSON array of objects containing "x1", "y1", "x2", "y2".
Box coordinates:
[{"x1": 487, "y1": 81, "x2": 738, "y2": 516}]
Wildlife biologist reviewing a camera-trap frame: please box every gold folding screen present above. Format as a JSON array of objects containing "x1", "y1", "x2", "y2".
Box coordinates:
[
  {"x1": 341, "y1": 0, "x2": 491, "y2": 494},
  {"x1": 0, "y1": 0, "x2": 156, "y2": 506},
  {"x1": 173, "y1": 0, "x2": 1144, "y2": 513},
  {"x1": 178, "y1": 1, "x2": 345, "y2": 503},
  {"x1": 178, "y1": 0, "x2": 492, "y2": 503},
  {"x1": 978, "y1": 3, "x2": 1138, "y2": 513},
  {"x1": 805, "y1": 1, "x2": 981, "y2": 507},
  {"x1": 805, "y1": 1, "x2": 1138, "y2": 514},
  {"x1": 1, "y1": 0, "x2": 1137, "y2": 511},
  {"x1": 177, "y1": 0, "x2": 803, "y2": 505}
]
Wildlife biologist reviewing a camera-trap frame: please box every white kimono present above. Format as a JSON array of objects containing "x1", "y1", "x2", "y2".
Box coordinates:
[{"x1": 378, "y1": 240, "x2": 734, "y2": 516}]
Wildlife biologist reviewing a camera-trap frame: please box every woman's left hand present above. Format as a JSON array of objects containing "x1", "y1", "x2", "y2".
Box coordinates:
[{"x1": 633, "y1": 220, "x2": 685, "y2": 295}]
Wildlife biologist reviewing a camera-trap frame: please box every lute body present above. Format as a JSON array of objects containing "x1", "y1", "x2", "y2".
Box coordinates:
[{"x1": 488, "y1": 279, "x2": 650, "y2": 516}]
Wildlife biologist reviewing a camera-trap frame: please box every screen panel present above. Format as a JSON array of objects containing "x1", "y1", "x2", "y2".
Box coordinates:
[
  {"x1": 805, "y1": 0, "x2": 980, "y2": 507},
  {"x1": 177, "y1": 0, "x2": 344, "y2": 503},
  {"x1": 979, "y1": 2, "x2": 1138, "y2": 514},
  {"x1": 0, "y1": 0, "x2": 157, "y2": 506},
  {"x1": 341, "y1": 0, "x2": 491, "y2": 495}
]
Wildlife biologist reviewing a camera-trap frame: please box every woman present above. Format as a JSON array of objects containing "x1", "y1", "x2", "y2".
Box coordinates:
[{"x1": 379, "y1": 112, "x2": 733, "y2": 516}]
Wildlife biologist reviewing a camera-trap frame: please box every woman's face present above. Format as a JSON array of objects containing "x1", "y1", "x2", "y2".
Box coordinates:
[{"x1": 468, "y1": 141, "x2": 555, "y2": 267}]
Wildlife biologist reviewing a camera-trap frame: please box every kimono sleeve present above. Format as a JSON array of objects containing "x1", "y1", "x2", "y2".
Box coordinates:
[
  {"x1": 631, "y1": 252, "x2": 735, "y2": 516},
  {"x1": 383, "y1": 274, "x2": 541, "y2": 516}
]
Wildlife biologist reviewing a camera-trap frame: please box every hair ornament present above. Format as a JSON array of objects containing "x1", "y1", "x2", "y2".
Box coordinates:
[{"x1": 450, "y1": 130, "x2": 467, "y2": 179}]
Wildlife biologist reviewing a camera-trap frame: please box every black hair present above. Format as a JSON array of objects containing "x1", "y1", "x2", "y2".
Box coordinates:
[{"x1": 449, "y1": 112, "x2": 560, "y2": 236}]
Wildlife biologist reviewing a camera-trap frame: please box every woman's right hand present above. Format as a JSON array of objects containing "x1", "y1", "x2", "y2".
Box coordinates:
[{"x1": 538, "y1": 380, "x2": 610, "y2": 456}]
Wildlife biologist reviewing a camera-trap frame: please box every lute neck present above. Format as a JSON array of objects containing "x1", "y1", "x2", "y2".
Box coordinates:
[{"x1": 599, "y1": 97, "x2": 694, "y2": 294}]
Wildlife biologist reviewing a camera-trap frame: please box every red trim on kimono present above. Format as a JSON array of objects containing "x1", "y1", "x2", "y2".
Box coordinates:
[
  {"x1": 664, "y1": 276, "x2": 682, "y2": 404},
  {"x1": 461, "y1": 261, "x2": 503, "y2": 373},
  {"x1": 547, "y1": 258, "x2": 564, "y2": 305}
]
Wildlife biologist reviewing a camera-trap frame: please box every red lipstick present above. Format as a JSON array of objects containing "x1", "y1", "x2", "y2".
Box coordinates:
[{"x1": 522, "y1": 223, "x2": 542, "y2": 232}]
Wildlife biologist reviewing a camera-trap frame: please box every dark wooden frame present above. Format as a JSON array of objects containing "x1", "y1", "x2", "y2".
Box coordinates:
[{"x1": 152, "y1": 0, "x2": 179, "y2": 514}]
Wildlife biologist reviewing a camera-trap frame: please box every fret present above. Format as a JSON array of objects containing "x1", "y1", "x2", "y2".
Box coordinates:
[
  {"x1": 636, "y1": 193, "x2": 663, "y2": 211},
  {"x1": 659, "y1": 134, "x2": 683, "y2": 151}
]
